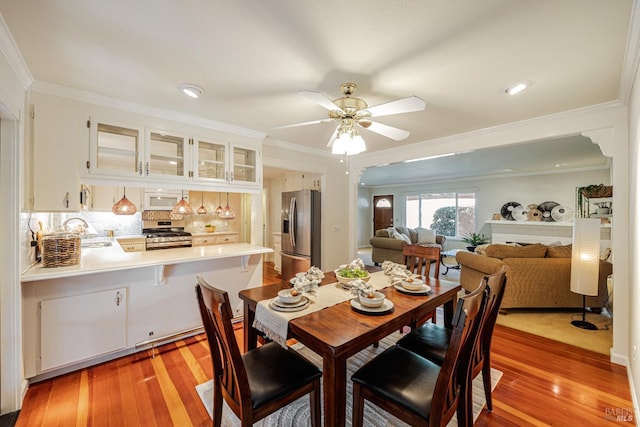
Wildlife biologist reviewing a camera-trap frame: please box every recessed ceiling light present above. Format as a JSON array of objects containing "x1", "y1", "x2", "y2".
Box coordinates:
[
  {"x1": 179, "y1": 84, "x2": 203, "y2": 98},
  {"x1": 503, "y1": 82, "x2": 529, "y2": 95}
]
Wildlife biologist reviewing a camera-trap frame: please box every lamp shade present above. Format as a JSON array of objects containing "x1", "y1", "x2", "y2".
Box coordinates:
[
  {"x1": 172, "y1": 191, "x2": 193, "y2": 215},
  {"x1": 112, "y1": 187, "x2": 137, "y2": 215},
  {"x1": 570, "y1": 218, "x2": 601, "y2": 296}
]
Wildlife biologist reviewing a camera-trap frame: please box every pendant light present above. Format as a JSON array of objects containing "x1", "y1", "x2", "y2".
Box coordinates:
[
  {"x1": 219, "y1": 192, "x2": 236, "y2": 220},
  {"x1": 112, "y1": 187, "x2": 137, "y2": 215},
  {"x1": 197, "y1": 192, "x2": 208, "y2": 214},
  {"x1": 215, "y1": 192, "x2": 224, "y2": 216},
  {"x1": 172, "y1": 190, "x2": 193, "y2": 215}
]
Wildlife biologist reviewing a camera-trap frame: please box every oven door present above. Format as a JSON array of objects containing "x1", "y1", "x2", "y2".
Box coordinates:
[{"x1": 143, "y1": 191, "x2": 185, "y2": 210}]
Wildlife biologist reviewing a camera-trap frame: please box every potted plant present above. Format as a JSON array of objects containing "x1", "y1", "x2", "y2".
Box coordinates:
[{"x1": 462, "y1": 232, "x2": 490, "y2": 252}]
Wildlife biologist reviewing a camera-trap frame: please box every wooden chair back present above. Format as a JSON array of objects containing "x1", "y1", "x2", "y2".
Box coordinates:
[
  {"x1": 196, "y1": 276, "x2": 250, "y2": 421},
  {"x1": 431, "y1": 279, "x2": 487, "y2": 426},
  {"x1": 403, "y1": 244, "x2": 441, "y2": 278}
]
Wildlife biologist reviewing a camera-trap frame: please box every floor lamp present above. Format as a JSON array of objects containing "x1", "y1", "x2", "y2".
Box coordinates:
[{"x1": 570, "y1": 218, "x2": 601, "y2": 330}]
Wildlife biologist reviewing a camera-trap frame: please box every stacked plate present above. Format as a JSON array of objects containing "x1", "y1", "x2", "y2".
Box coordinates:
[{"x1": 269, "y1": 295, "x2": 311, "y2": 312}]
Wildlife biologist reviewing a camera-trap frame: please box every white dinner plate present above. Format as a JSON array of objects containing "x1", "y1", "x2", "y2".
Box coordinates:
[
  {"x1": 270, "y1": 296, "x2": 311, "y2": 312},
  {"x1": 393, "y1": 283, "x2": 432, "y2": 295},
  {"x1": 350, "y1": 298, "x2": 394, "y2": 315},
  {"x1": 271, "y1": 295, "x2": 310, "y2": 309}
]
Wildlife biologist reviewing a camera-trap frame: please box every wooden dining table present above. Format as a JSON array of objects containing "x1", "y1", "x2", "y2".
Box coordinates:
[{"x1": 238, "y1": 269, "x2": 461, "y2": 427}]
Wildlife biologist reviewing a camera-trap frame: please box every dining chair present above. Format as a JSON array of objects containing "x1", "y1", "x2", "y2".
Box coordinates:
[
  {"x1": 396, "y1": 267, "x2": 508, "y2": 415},
  {"x1": 403, "y1": 244, "x2": 441, "y2": 326},
  {"x1": 195, "y1": 275, "x2": 322, "y2": 427},
  {"x1": 351, "y1": 279, "x2": 487, "y2": 427}
]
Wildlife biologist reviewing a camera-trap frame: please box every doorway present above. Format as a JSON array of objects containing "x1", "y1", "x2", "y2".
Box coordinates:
[{"x1": 373, "y1": 195, "x2": 394, "y2": 235}]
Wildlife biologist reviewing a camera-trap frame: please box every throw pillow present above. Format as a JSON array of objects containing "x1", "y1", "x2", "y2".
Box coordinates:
[
  {"x1": 392, "y1": 230, "x2": 411, "y2": 244},
  {"x1": 546, "y1": 244, "x2": 572, "y2": 258},
  {"x1": 485, "y1": 243, "x2": 547, "y2": 259},
  {"x1": 416, "y1": 227, "x2": 436, "y2": 244}
]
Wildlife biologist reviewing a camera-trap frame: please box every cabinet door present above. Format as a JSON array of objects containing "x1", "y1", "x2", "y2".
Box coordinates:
[
  {"x1": 31, "y1": 93, "x2": 80, "y2": 212},
  {"x1": 213, "y1": 234, "x2": 239, "y2": 244},
  {"x1": 89, "y1": 186, "x2": 142, "y2": 212},
  {"x1": 145, "y1": 130, "x2": 190, "y2": 181},
  {"x1": 40, "y1": 288, "x2": 126, "y2": 371},
  {"x1": 192, "y1": 235, "x2": 215, "y2": 246},
  {"x1": 89, "y1": 120, "x2": 143, "y2": 178},
  {"x1": 193, "y1": 137, "x2": 227, "y2": 182},
  {"x1": 230, "y1": 143, "x2": 260, "y2": 186}
]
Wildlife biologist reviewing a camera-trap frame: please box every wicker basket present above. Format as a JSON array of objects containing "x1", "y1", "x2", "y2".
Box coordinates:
[{"x1": 41, "y1": 232, "x2": 81, "y2": 268}]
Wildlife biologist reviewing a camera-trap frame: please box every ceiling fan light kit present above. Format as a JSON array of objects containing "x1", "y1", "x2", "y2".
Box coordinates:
[{"x1": 275, "y1": 82, "x2": 425, "y2": 156}]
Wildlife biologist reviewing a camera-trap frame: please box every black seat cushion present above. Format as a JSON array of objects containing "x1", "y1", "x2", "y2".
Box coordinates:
[
  {"x1": 396, "y1": 322, "x2": 451, "y2": 364},
  {"x1": 351, "y1": 346, "x2": 441, "y2": 417},
  {"x1": 243, "y1": 342, "x2": 321, "y2": 409}
]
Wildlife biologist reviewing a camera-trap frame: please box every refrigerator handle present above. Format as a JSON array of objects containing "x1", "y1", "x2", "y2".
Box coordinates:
[{"x1": 289, "y1": 196, "x2": 296, "y2": 248}]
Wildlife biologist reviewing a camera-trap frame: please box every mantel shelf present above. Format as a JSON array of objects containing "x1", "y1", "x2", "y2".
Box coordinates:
[{"x1": 485, "y1": 220, "x2": 611, "y2": 228}]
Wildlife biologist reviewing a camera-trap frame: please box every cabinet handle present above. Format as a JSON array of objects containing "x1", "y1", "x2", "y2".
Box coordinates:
[
  {"x1": 225, "y1": 170, "x2": 229, "y2": 181},
  {"x1": 230, "y1": 171, "x2": 234, "y2": 181},
  {"x1": 64, "y1": 192, "x2": 70, "y2": 208},
  {"x1": 145, "y1": 162, "x2": 150, "y2": 176},
  {"x1": 115, "y1": 291, "x2": 122, "y2": 306},
  {"x1": 138, "y1": 161, "x2": 143, "y2": 175}
]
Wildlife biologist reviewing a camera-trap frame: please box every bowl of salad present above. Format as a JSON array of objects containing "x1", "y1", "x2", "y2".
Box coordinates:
[{"x1": 334, "y1": 267, "x2": 371, "y2": 287}]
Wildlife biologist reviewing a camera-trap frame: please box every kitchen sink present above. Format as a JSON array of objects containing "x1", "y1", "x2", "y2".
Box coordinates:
[{"x1": 81, "y1": 240, "x2": 113, "y2": 248}]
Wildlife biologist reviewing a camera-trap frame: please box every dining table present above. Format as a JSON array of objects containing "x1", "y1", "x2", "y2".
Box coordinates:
[{"x1": 238, "y1": 267, "x2": 461, "y2": 427}]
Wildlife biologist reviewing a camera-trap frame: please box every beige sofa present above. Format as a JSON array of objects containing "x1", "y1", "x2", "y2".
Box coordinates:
[
  {"x1": 369, "y1": 227, "x2": 446, "y2": 265},
  {"x1": 455, "y1": 244, "x2": 612, "y2": 311}
]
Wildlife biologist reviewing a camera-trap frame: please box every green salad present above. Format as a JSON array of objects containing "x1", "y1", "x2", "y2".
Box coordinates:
[{"x1": 336, "y1": 267, "x2": 369, "y2": 278}]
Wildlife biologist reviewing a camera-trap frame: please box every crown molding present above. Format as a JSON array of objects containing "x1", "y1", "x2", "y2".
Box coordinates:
[
  {"x1": 263, "y1": 136, "x2": 334, "y2": 158},
  {"x1": 0, "y1": 14, "x2": 33, "y2": 89},
  {"x1": 618, "y1": 0, "x2": 640, "y2": 104},
  {"x1": 29, "y1": 80, "x2": 267, "y2": 140}
]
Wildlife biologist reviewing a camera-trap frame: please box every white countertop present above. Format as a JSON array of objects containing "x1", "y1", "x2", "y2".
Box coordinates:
[{"x1": 22, "y1": 240, "x2": 273, "y2": 282}]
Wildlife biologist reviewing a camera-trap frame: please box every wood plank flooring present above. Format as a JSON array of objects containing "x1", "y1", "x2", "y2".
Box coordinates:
[{"x1": 15, "y1": 262, "x2": 635, "y2": 426}]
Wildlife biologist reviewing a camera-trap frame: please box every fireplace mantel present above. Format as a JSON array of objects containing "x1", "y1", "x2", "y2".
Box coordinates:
[{"x1": 485, "y1": 220, "x2": 611, "y2": 246}]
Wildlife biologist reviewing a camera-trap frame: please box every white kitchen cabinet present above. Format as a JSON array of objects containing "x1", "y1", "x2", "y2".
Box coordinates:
[
  {"x1": 213, "y1": 233, "x2": 240, "y2": 244},
  {"x1": 193, "y1": 137, "x2": 261, "y2": 188},
  {"x1": 116, "y1": 236, "x2": 146, "y2": 252},
  {"x1": 145, "y1": 129, "x2": 190, "y2": 182},
  {"x1": 273, "y1": 232, "x2": 282, "y2": 273},
  {"x1": 192, "y1": 235, "x2": 216, "y2": 246},
  {"x1": 88, "y1": 119, "x2": 144, "y2": 179},
  {"x1": 30, "y1": 92, "x2": 80, "y2": 212},
  {"x1": 90, "y1": 185, "x2": 142, "y2": 212},
  {"x1": 192, "y1": 233, "x2": 239, "y2": 246},
  {"x1": 40, "y1": 288, "x2": 126, "y2": 371},
  {"x1": 284, "y1": 173, "x2": 321, "y2": 191}
]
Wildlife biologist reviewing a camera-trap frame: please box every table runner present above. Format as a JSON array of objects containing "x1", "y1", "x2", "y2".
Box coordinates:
[{"x1": 253, "y1": 271, "x2": 391, "y2": 347}]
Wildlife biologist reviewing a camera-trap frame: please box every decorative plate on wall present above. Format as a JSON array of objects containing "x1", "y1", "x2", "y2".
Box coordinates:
[
  {"x1": 500, "y1": 202, "x2": 522, "y2": 221},
  {"x1": 537, "y1": 201, "x2": 560, "y2": 222},
  {"x1": 550, "y1": 205, "x2": 575, "y2": 222}
]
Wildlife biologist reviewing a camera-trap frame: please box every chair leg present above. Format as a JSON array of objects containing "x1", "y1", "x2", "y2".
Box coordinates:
[
  {"x1": 352, "y1": 383, "x2": 365, "y2": 427},
  {"x1": 309, "y1": 378, "x2": 321, "y2": 427},
  {"x1": 482, "y1": 359, "x2": 493, "y2": 411},
  {"x1": 213, "y1": 379, "x2": 223, "y2": 427}
]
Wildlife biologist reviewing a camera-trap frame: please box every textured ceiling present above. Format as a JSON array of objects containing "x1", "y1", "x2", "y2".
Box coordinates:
[{"x1": 0, "y1": 0, "x2": 631, "y2": 183}]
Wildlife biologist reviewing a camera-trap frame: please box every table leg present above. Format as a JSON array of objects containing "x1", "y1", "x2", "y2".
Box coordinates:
[
  {"x1": 243, "y1": 302, "x2": 257, "y2": 352},
  {"x1": 323, "y1": 354, "x2": 347, "y2": 427}
]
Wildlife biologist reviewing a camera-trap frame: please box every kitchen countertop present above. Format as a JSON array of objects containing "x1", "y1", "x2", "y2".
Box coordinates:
[{"x1": 22, "y1": 240, "x2": 272, "y2": 282}]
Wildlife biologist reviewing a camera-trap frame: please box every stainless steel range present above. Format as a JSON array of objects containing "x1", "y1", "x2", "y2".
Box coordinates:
[{"x1": 142, "y1": 212, "x2": 192, "y2": 250}]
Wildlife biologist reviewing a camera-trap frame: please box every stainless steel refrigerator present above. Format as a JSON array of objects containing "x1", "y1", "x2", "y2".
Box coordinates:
[{"x1": 281, "y1": 189, "x2": 321, "y2": 280}]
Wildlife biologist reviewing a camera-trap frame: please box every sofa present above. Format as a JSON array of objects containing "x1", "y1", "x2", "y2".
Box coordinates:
[
  {"x1": 369, "y1": 226, "x2": 446, "y2": 265},
  {"x1": 455, "y1": 244, "x2": 612, "y2": 311}
]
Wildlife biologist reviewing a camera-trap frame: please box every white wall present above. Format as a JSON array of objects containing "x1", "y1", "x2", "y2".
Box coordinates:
[
  {"x1": 357, "y1": 186, "x2": 372, "y2": 247},
  {"x1": 359, "y1": 168, "x2": 611, "y2": 246},
  {"x1": 627, "y1": 35, "x2": 640, "y2": 419}
]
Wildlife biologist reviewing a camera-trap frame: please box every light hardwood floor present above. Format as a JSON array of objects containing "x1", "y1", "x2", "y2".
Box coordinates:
[{"x1": 14, "y1": 262, "x2": 635, "y2": 426}]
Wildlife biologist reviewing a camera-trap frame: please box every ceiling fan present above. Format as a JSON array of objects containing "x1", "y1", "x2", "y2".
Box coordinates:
[{"x1": 274, "y1": 83, "x2": 426, "y2": 153}]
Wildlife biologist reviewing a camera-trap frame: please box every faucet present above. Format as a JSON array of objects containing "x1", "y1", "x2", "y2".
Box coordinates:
[{"x1": 62, "y1": 217, "x2": 90, "y2": 236}]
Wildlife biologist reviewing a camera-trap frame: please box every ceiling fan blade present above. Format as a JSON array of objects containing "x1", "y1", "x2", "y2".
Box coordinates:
[
  {"x1": 326, "y1": 126, "x2": 340, "y2": 147},
  {"x1": 299, "y1": 90, "x2": 343, "y2": 112},
  {"x1": 272, "y1": 118, "x2": 334, "y2": 130},
  {"x1": 363, "y1": 121, "x2": 410, "y2": 141},
  {"x1": 366, "y1": 96, "x2": 426, "y2": 118}
]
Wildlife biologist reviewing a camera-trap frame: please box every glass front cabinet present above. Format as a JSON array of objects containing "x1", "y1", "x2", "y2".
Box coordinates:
[{"x1": 88, "y1": 118, "x2": 260, "y2": 187}]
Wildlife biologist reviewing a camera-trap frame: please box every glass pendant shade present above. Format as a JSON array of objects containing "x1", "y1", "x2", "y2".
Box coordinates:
[
  {"x1": 219, "y1": 192, "x2": 236, "y2": 220},
  {"x1": 215, "y1": 192, "x2": 224, "y2": 216},
  {"x1": 112, "y1": 187, "x2": 137, "y2": 215},
  {"x1": 172, "y1": 191, "x2": 193, "y2": 215},
  {"x1": 331, "y1": 129, "x2": 366, "y2": 156},
  {"x1": 197, "y1": 192, "x2": 207, "y2": 214}
]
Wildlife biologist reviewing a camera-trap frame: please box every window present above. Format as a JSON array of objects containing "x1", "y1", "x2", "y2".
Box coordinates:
[{"x1": 405, "y1": 192, "x2": 476, "y2": 237}]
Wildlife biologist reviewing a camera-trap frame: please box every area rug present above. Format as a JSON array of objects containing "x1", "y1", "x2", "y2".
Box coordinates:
[
  {"x1": 496, "y1": 309, "x2": 613, "y2": 355},
  {"x1": 196, "y1": 331, "x2": 502, "y2": 426}
]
